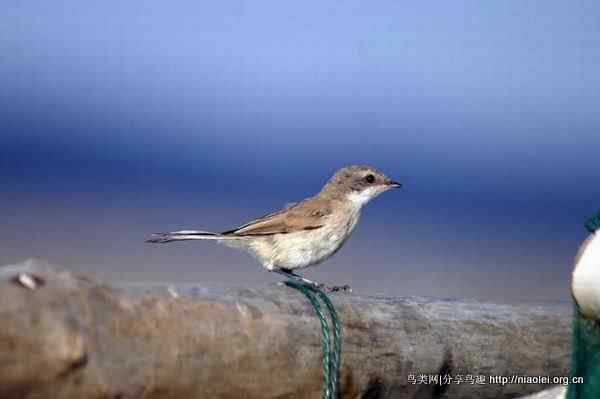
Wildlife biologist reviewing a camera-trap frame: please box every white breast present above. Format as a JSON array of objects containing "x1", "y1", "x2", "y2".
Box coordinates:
[
  {"x1": 572, "y1": 232, "x2": 600, "y2": 319},
  {"x1": 269, "y1": 210, "x2": 361, "y2": 270}
]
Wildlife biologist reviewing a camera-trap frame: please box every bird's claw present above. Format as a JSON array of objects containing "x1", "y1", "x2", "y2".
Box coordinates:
[{"x1": 323, "y1": 284, "x2": 352, "y2": 294}]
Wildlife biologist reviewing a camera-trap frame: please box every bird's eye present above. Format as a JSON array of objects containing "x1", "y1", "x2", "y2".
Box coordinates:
[{"x1": 365, "y1": 174, "x2": 375, "y2": 184}]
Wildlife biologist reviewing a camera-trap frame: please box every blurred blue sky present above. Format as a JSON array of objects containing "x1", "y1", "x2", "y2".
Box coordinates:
[{"x1": 1, "y1": 1, "x2": 599, "y2": 302}]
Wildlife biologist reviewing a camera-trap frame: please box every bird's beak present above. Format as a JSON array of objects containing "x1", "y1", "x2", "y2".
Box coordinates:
[{"x1": 387, "y1": 180, "x2": 402, "y2": 188}]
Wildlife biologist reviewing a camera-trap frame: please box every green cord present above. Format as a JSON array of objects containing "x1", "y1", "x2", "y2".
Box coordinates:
[
  {"x1": 314, "y1": 288, "x2": 342, "y2": 395},
  {"x1": 567, "y1": 306, "x2": 600, "y2": 398},
  {"x1": 585, "y1": 211, "x2": 600, "y2": 233},
  {"x1": 284, "y1": 280, "x2": 342, "y2": 399}
]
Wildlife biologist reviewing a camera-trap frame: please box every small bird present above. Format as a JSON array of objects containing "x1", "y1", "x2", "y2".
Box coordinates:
[{"x1": 146, "y1": 165, "x2": 401, "y2": 291}]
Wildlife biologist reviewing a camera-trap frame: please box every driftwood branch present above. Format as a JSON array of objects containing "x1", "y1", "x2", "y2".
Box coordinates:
[{"x1": 0, "y1": 259, "x2": 571, "y2": 398}]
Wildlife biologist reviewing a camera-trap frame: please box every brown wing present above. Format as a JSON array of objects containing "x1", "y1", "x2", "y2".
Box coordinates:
[{"x1": 222, "y1": 197, "x2": 332, "y2": 236}]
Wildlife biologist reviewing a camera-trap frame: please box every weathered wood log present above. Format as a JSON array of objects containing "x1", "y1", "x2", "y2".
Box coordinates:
[{"x1": 0, "y1": 259, "x2": 571, "y2": 399}]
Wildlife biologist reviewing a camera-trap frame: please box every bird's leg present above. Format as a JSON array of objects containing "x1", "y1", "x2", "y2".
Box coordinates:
[
  {"x1": 273, "y1": 268, "x2": 352, "y2": 293},
  {"x1": 273, "y1": 268, "x2": 323, "y2": 288}
]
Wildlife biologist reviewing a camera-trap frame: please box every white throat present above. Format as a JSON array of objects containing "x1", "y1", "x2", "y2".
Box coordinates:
[
  {"x1": 572, "y1": 232, "x2": 600, "y2": 319},
  {"x1": 346, "y1": 188, "x2": 377, "y2": 208}
]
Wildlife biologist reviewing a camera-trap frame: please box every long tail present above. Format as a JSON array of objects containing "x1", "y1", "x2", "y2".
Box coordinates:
[{"x1": 145, "y1": 230, "x2": 239, "y2": 244}]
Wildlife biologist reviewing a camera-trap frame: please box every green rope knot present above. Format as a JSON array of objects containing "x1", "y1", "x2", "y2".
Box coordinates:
[
  {"x1": 585, "y1": 211, "x2": 600, "y2": 233},
  {"x1": 568, "y1": 305, "x2": 600, "y2": 398},
  {"x1": 284, "y1": 280, "x2": 342, "y2": 399}
]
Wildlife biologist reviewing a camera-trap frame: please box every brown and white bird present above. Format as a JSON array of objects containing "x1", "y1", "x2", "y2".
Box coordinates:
[{"x1": 146, "y1": 165, "x2": 401, "y2": 290}]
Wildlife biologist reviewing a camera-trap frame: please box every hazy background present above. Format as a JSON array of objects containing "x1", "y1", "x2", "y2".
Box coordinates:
[{"x1": 2, "y1": 1, "x2": 599, "y2": 302}]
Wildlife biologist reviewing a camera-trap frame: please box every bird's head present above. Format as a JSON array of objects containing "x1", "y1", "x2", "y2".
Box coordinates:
[{"x1": 321, "y1": 165, "x2": 401, "y2": 206}]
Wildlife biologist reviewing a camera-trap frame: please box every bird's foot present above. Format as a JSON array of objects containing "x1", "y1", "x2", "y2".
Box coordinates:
[
  {"x1": 323, "y1": 284, "x2": 352, "y2": 294},
  {"x1": 272, "y1": 268, "x2": 352, "y2": 293}
]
